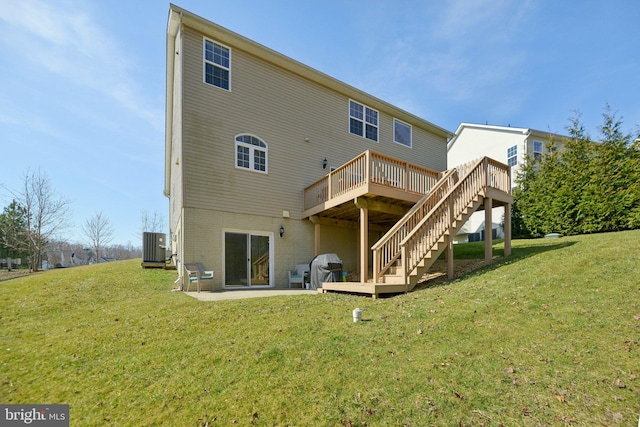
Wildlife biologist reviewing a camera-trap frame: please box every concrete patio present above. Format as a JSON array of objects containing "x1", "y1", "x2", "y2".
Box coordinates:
[{"x1": 184, "y1": 289, "x2": 317, "y2": 301}]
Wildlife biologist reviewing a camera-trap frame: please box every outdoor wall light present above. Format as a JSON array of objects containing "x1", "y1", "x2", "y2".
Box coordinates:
[
  {"x1": 279, "y1": 225, "x2": 285, "y2": 238},
  {"x1": 322, "y1": 158, "x2": 328, "y2": 169}
]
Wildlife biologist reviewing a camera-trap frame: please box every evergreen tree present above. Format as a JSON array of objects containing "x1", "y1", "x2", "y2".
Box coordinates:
[
  {"x1": 0, "y1": 201, "x2": 29, "y2": 267},
  {"x1": 513, "y1": 106, "x2": 640, "y2": 237}
]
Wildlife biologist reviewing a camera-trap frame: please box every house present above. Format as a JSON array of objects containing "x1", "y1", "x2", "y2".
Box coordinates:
[
  {"x1": 447, "y1": 123, "x2": 565, "y2": 243},
  {"x1": 165, "y1": 5, "x2": 512, "y2": 296}
]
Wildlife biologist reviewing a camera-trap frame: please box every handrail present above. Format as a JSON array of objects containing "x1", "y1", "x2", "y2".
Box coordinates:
[
  {"x1": 399, "y1": 157, "x2": 495, "y2": 279},
  {"x1": 371, "y1": 167, "x2": 458, "y2": 281}
]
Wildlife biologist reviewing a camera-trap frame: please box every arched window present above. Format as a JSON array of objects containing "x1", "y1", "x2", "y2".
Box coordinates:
[{"x1": 235, "y1": 134, "x2": 267, "y2": 173}]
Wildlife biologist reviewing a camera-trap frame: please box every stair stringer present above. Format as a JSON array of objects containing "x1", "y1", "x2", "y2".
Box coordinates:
[
  {"x1": 403, "y1": 192, "x2": 485, "y2": 290},
  {"x1": 379, "y1": 157, "x2": 489, "y2": 290}
]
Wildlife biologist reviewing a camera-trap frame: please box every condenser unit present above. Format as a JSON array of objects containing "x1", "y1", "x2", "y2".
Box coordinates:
[{"x1": 143, "y1": 232, "x2": 166, "y2": 263}]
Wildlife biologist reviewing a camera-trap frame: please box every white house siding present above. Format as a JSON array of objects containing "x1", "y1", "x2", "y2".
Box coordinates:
[{"x1": 447, "y1": 124, "x2": 566, "y2": 243}]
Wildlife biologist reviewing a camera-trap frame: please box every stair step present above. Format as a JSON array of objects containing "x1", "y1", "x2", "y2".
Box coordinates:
[{"x1": 375, "y1": 160, "x2": 495, "y2": 291}]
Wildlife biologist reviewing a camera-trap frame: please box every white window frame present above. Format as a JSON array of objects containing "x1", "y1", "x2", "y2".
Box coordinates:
[
  {"x1": 203, "y1": 37, "x2": 231, "y2": 91},
  {"x1": 235, "y1": 134, "x2": 268, "y2": 174},
  {"x1": 393, "y1": 118, "x2": 412, "y2": 148},
  {"x1": 507, "y1": 145, "x2": 518, "y2": 167},
  {"x1": 533, "y1": 140, "x2": 543, "y2": 160},
  {"x1": 349, "y1": 100, "x2": 378, "y2": 142}
]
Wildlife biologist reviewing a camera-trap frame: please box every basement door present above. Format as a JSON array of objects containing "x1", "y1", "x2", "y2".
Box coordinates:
[{"x1": 224, "y1": 231, "x2": 273, "y2": 288}]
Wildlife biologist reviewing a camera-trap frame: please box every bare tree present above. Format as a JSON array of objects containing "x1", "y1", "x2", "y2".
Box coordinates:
[
  {"x1": 139, "y1": 210, "x2": 165, "y2": 235},
  {"x1": 7, "y1": 169, "x2": 72, "y2": 271},
  {"x1": 82, "y1": 211, "x2": 114, "y2": 264}
]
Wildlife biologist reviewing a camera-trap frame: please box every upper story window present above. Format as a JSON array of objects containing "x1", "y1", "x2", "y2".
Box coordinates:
[
  {"x1": 204, "y1": 38, "x2": 230, "y2": 90},
  {"x1": 235, "y1": 134, "x2": 267, "y2": 173},
  {"x1": 533, "y1": 140, "x2": 543, "y2": 160},
  {"x1": 393, "y1": 119, "x2": 412, "y2": 147},
  {"x1": 507, "y1": 145, "x2": 518, "y2": 167},
  {"x1": 349, "y1": 100, "x2": 378, "y2": 142}
]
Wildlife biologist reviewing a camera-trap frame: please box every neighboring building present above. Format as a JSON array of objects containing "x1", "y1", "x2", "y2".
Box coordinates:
[
  {"x1": 447, "y1": 123, "x2": 565, "y2": 243},
  {"x1": 165, "y1": 6, "x2": 511, "y2": 295}
]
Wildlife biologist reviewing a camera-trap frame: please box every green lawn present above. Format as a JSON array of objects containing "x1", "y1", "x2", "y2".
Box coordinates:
[{"x1": 1, "y1": 231, "x2": 639, "y2": 426}]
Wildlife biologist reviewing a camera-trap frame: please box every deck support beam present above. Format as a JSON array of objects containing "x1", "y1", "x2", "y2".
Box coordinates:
[
  {"x1": 446, "y1": 237, "x2": 454, "y2": 279},
  {"x1": 358, "y1": 204, "x2": 369, "y2": 282},
  {"x1": 484, "y1": 197, "x2": 493, "y2": 265},
  {"x1": 504, "y1": 203, "x2": 512, "y2": 257}
]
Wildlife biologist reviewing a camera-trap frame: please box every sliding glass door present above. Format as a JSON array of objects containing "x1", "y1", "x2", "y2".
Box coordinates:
[{"x1": 224, "y1": 231, "x2": 272, "y2": 288}]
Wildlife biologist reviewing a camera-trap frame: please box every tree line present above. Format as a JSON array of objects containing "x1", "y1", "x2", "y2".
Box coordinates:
[
  {"x1": 0, "y1": 169, "x2": 165, "y2": 271},
  {"x1": 513, "y1": 105, "x2": 640, "y2": 238}
]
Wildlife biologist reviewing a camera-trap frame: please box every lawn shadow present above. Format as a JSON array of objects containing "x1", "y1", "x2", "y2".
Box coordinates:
[{"x1": 413, "y1": 239, "x2": 577, "y2": 292}]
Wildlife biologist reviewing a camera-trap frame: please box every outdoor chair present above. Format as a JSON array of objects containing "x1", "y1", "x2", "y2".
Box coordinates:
[
  {"x1": 184, "y1": 262, "x2": 214, "y2": 292},
  {"x1": 288, "y1": 263, "x2": 309, "y2": 288}
]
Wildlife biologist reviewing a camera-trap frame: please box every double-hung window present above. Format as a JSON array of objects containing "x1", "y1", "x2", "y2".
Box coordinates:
[
  {"x1": 393, "y1": 119, "x2": 412, "y2": 147},
  {"x1": 507, "y1": 145, "x2": 518, "y2": 167},
  {"x1": 533, "y1": 140, "x2": 543, "y2": 160},
  {"x1": 236, "y1": 134, "x2": 267, "y2": 173},
  {"x1": 349, "y1": 100, "x2": 378, "y2": 142},
  {"x1": 204, "y1": 38, "x2": 230, "y2": 90}
]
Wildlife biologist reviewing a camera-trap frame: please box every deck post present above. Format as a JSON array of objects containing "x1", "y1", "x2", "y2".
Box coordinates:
[
  {"x1": 447, "y1": 237, "x2": 454, "y2": 279},
  {"x1": 504, "y1": 203, "x2": 512, "y2": 257},
  {"x1": 447, "y1": 193, "x2": 454, "y2": 279},
  {"x1": 309, "y1": 217, "x2": 321, "y2": 256},
  {"x1": 484, "y1": 197, "x2": 493, "y2": 265},
  {"x1": 359, "y1": 205, "x2": 369, "y2": 282}
]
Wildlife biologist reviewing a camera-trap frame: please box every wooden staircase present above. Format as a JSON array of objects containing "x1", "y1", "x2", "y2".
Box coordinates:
[{"x1": 371, "y1": 156, "x2": 511, "y2": 292}]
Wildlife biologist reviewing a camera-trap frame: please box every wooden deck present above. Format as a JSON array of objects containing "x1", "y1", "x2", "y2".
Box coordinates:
[
  {"x1": 303, "y1": 154, "x2": 513, "y2": 296},
  {"x1": 319, "y1": 281, "x2": 410, "y2": 299},
  {"x1": 302, "y1": 150, "x2": 442, "y2": 220}
]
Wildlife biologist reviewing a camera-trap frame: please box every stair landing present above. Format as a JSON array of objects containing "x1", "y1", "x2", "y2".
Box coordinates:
[{"x1": 319, "y1": 281, "x2": 410, "y2": 299}]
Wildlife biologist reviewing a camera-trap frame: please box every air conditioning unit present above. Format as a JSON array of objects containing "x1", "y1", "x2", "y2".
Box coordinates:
[{"x1": 143, "y1": 232, "x2": 167, "y2": 263}]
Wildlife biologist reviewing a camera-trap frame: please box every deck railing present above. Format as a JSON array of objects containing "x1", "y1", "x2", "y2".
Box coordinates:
[{"x1": 304, "y1": 150, "x2": 441, "y2": 211}]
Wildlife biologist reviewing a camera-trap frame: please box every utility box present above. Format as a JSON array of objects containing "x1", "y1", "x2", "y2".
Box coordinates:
[{"x1": 142, "y1": 232, "x2": 166, "y2": 265}]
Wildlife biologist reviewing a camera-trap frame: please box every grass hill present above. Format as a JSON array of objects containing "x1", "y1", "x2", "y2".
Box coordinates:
[{"x1": 1, "y1": 230, "x2": 639, "y2": 426}]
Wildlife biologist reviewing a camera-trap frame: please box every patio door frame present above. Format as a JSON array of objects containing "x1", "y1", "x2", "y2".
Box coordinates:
[{"x1": 222, "y1": 229, "x2": 274, "y2": 289}]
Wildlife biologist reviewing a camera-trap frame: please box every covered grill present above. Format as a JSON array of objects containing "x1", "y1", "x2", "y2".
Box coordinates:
[{"x1": 308, "y1": 253, "x2": 343, "y2": 290}]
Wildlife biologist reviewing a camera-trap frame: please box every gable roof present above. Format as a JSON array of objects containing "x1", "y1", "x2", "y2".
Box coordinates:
[
  {"x1": 447, "y1": 123, "x2": 567, "y2": 152},
  {"x1": 165, "y1": 4, "x2": 453, "y2": 195}
]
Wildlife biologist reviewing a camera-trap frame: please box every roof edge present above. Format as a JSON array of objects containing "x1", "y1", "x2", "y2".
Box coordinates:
[{"x1": 168, "y1": 4, "x2": 453, "y2": 139}]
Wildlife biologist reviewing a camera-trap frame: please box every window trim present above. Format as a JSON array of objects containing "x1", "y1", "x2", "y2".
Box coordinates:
[
  {"x1": 203, "y1": 37, "x2": 231, "y2": 91},
  {"x1": 393, "y1": 118, "x2": 412, "y2": 148},
  {"x1": 235, "y1": 134, "x2": 268, "y2": 174},
  {"x1": 349, "y1": 99, "x2": 379, "y2": 142},
  {"x1": 507, "y1": 144, "x2": 518, "y2": 167},
  {"x1": 533, "y1": 140, "x2": 543, "y2": 160}
]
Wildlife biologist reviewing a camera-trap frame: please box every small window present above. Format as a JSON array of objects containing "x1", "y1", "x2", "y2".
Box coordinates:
[
  {"x1": 507, "y1": 145, "x2": 518, "y2": 167},
  {"x1": 349, "y1": 100, "x2": 378, "y2": 142},
  {"x1": 533, "y1": 140, "x2": 543, "y2": 160},
  {"x1": 235, "y1": 134, "x2": 267, "y2": 173},
  {"x1": 204, "y1": 38, "x2": 230, "y2": 90},
  {"x1": 393, "y1": 119, "x2": 412, "y2": 147}
]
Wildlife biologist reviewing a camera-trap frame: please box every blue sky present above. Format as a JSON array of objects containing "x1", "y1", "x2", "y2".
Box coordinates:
[{"x1": 1, "y1": 0, "x2": 638, "y2": 246}]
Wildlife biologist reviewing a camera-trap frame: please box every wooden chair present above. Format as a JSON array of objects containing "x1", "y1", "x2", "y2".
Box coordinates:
[
  {"x1": 183, "y1": 262, "x2": 214, "y2": 292},
  {"x1": 288, "y1": 263, "x2": 309, "y2": 288}
]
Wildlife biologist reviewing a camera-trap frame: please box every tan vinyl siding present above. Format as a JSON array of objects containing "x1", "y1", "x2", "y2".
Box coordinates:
[
  {"x1": 169, "y1": 28, "x2": 184, "y2": 234},
  {"x1": 169, "y1": 12, "x2": 451, "y2": 287},
  {"x1": 182, "y1": 207, "x2": 317, "y2": 289},
  {"x1": 180, "y1": 26, "x2": 447, "y2": 221}
]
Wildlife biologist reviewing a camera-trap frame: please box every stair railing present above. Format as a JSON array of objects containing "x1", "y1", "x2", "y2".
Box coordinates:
[
  {"x1": 400, "y1": 157, "x2": 488, "y2": 282},
  {"x1": 371, "y1": 167, "x2": 458, "y2": 282}
]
